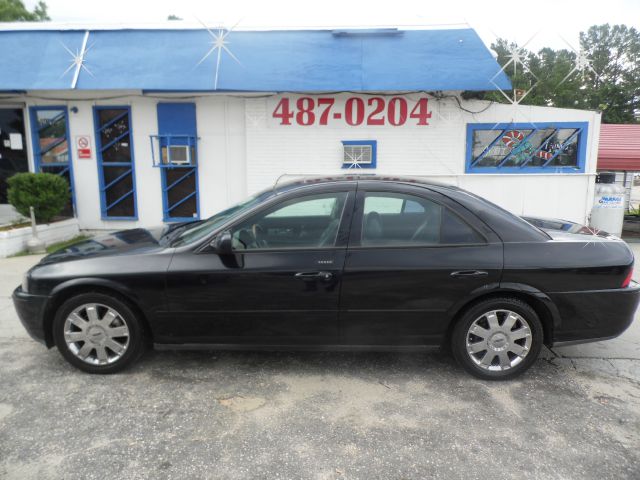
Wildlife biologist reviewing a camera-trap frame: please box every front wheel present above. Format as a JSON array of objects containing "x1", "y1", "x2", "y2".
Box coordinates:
[
  {"x1": 53, "y1": 293, "x2": 146, "y2": 374},
  {"x1": 451, "y1": 297, "x2": 543, "y2": 380}
]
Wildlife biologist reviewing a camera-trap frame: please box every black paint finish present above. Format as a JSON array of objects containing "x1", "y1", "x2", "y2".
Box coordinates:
[{"x1": 12, "y1": 176, "x2": 640, "y2": 351}]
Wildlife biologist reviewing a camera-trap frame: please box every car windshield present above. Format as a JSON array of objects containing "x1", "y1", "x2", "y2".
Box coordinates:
[{"x1": 170, "y1": 188, "x2": 274, "y2": 247}]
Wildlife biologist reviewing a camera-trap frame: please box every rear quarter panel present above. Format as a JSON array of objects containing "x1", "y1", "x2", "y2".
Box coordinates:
[{"x1": 502, "y1": 237, "x2": 637, "y2": 343}]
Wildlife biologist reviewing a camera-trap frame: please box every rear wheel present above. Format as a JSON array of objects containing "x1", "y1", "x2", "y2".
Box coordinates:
[
  {"x1": 451, "y1": 297, "x2": 543, "y2": 380},
  {"x1": 53, "y1": 293, "x2": 145, "y2": 374}
]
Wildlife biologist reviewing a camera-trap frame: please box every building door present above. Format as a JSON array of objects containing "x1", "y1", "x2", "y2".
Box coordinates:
[
  {"x1": 0, "y1": 108, "x2": 28, "y2": 204},
  {"x1": 29, "y1": 106, "x2": 75, "y2": 216}
]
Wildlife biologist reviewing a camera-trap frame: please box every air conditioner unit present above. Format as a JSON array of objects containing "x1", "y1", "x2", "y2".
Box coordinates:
[{"x1": 161, "y1": 145, "x2": 193, "y2": 166}]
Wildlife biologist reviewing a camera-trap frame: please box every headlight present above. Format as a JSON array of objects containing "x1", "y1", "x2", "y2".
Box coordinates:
[{"x1": 21, "y1": 273, "x2": 29, "y2": 293}]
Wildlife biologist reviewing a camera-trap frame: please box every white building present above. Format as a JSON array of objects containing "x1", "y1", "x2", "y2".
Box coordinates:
[{"x1": 0, "y1": 24, "x2": 600, "y2": 230}]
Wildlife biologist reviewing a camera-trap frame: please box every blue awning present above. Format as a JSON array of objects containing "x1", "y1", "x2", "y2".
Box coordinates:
[{"x1": 0, "y1": 27, "x2": 511, "y2": 92}]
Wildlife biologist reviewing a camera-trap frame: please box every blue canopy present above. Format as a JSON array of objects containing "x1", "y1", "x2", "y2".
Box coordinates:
[{"x1": 0, "y1": 27, "x2": 511, "y2": 92}]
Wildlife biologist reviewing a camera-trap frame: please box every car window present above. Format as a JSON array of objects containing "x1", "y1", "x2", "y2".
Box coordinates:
[
  {"x1": 170, "y1": 188, "x2": 275, "y2": 246},
  {"x1": 232, "y1": 192, "x2": 348, "y2": 250},
  {"x1": 267, "y1": 197, "x2": 338, "y2": 217},
  {"x1": 363, "y1": 196, "x2": 425, "y2": 214},
  {"x1": 361, "y1": 192, "x2": 483, "y2": 246}
]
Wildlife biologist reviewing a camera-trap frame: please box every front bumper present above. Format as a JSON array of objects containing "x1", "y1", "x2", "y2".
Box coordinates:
[
  {"x1": 550, "y1": 282, "x2": 640, "y2": 345},
  {"x1": 12, "y1": 286, "x2": 50, "y2": 346}
]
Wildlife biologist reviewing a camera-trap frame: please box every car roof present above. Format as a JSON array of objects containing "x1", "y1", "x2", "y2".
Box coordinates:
[
  {"x1": 272, "y1": 174, "x2": 454, "y2": 194},
  {"x1": 271, "y1": 174, "x2": 548, "y2": 243}
]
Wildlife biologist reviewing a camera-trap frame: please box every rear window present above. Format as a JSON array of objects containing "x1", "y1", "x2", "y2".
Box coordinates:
[{"x1": 361, "y1": 192, "x2": 484, "y2": 246}]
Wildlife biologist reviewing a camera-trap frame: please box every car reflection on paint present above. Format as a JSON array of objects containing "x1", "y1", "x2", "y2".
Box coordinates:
[{"x1": 521, "y1": 216, "x2": 617, "y2": 239}]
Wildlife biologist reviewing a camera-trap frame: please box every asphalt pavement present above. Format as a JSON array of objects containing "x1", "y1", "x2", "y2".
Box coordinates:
[{"x1": 1, "y1": 250, "x2": 639, "y2": 479}]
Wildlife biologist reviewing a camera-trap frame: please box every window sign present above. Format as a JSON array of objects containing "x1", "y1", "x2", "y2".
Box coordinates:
[{"x1": 466, "y1": 122, "x2": 588, "y2": 173}]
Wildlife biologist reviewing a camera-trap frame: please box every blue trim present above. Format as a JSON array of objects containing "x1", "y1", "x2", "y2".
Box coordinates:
[
  {"x1": 93, "y1": 105, "x2": 138, "y2": 220},
  {"x1": 29, "y1": 106, "x2": 76, "y2": 214},
  {"x1": 157, "y1": 103, "x2": 200, "y2": 222},
  {"x1": 465, "y1": 122, "x2": 588, "y2": 174},
  {"x1": 341, "y1": 140, "x2": 377, "y2": 169}
]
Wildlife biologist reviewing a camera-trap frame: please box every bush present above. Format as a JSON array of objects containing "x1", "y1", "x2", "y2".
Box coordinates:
[{"x1": 7, "y1": 172, "x2": 70, "y2": 223}]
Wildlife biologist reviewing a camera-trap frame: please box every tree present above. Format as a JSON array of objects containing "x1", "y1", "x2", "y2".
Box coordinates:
[
  {"x1": 487, "y1": 24, "x2": 640, "y2": 123},
  {"x1": 0, "y1": 0, "x2": 49, "y2": 21},
  {"x1": 580, "y1": 24, "x2": 640, "y2": 123},
  {"x1": 167, "y1": 14, "x2": 182, "y2": 21}
]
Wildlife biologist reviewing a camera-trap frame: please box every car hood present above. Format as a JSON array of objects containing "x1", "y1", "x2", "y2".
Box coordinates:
[{"x1": 38, "y1": 224, "x2": 186, "y2": 265}]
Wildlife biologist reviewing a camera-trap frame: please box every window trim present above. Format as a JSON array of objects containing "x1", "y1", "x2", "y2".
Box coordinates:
[
  {"x1": 29, "y1": 105, "x2": 76, "y2": 213},
  {"x1": 350, "y1": 188, "x2": 488, "y2": 249},
  {"x1": 341, "y1": 140, "x2": 377, "y2": 169},
  {"x1": 93, "y1": 105, "x2": 138, "y2": 220},
  {"x1": 465, "y1": 122, "x2": 588, "y2": 174}
]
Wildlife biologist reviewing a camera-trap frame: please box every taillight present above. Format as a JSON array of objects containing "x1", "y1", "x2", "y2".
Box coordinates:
[{"x1": 621, "y1": 268, "x2": 634, "y2": 288}]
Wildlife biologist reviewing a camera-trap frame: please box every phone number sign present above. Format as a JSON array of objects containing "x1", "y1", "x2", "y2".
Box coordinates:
[{"x1": 268, "y1": 95, "x2": 432, "y2": 127}]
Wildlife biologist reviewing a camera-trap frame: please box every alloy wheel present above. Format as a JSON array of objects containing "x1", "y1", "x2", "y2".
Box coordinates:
[
  {"x1": 465, "y1": 309, "x2": 533, "y2": 371},
  {"x1": 63, "y1": 303, "x2": 130, "y2": 366}
]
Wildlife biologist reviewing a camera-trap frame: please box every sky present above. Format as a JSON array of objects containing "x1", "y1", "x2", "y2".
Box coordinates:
[{"x1": 22, "y1": 0, "x2": 640, "y2": 52}]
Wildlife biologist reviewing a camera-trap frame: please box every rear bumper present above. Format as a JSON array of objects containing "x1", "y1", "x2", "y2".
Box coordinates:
[
  {"x1": 12, "y1": 286, "x2": 50, "y2": 346},
  {"x1": 550, "y1": 282, "x2": 640, "y2": 345}
]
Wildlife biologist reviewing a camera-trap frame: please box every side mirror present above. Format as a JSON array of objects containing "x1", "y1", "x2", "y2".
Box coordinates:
[{"x1": 211, "y1": 230, "x2": 233, "y2": 255}]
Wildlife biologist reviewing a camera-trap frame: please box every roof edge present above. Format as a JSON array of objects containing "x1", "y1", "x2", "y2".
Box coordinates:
[{"x1": 0, "y1": 21, "x2": 471, "y2": 33}]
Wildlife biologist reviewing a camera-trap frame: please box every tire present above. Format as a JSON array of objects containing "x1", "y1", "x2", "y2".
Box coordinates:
[
  {"x1": 451, "y1": 297, "x2": 543, "y2": 380},
  {"x1": 52, "y1": 292, "x2": 146, "y2": 374}
]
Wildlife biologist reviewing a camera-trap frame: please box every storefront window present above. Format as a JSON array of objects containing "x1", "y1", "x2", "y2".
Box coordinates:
[
  {"x1": 33, "y1": 109, "x2": 69, "y2": 164},
  {"x1": 466, "y1": 122, "x2": 588, "y2": 173}
]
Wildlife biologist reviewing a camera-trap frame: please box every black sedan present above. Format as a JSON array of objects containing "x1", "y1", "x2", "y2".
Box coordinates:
[{"x1": 13, "y1": 176, "x2": 640, "y2": 379}]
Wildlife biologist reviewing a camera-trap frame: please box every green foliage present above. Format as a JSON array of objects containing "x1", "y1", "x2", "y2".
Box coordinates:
[
  {"x1": 167, "y1": 14, "x2": 182, "y2": 20},
  {"x1": 488, "y1": 24, "x2": 640, "y2": 124},
  {"x1": 0, "y1": 0, "x2": 49, "y2": 21},
  {"x1": 7, "y1": 172, "x2": 70, "y2": 223}
]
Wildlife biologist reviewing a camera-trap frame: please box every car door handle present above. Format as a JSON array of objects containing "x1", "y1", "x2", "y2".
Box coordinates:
[
  {"x1": 294, "y1": 271, "x2": 333, "y2": 281},
  {"x1": 450, "y1": 270, "x2": 489, "y2": 278}
]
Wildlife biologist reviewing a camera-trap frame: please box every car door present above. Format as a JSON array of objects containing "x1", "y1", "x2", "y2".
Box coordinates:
[
  {"x1": 161, "y1": 184, "x2": 356, "y2": 345},
  {"x1": 340, "y1": 182, "x2": 503, "y2": 345}
]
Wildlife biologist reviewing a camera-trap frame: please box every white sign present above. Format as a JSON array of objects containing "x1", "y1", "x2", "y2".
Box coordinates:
[
  {"x1": 75, "y1": 135, "x2": 92, "y2": 159},
  {"x1": 9, "y1": 133, "x2": 22, "y2": 150}
]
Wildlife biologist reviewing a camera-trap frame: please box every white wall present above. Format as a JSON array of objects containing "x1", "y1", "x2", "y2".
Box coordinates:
[
  {"x1": 16, "y1": 91, "x2": 600, "y2": 228},
  {"x1": 245, "y1": 94, "x2": 600, "y2": 224}
]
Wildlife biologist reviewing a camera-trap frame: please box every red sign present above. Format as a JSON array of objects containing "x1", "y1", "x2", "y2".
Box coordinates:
[
  {"x1": 271, "y1": 96, "x2": 432, "y2": 127},
  {"x1": 76, "y1": 135, "x2": 92, "y2": 159}
]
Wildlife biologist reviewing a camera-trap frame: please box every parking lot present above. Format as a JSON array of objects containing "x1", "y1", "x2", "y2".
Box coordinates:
[{"x1": 1, "y1": 250, "x2": 639, "y2": 479}]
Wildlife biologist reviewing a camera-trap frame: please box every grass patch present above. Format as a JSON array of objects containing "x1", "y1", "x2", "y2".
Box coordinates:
[
  {"x1": 0, "y1": 221, "x2": 30, "y2": 232},
  {"x1": 8, "y1": 234, "x2": 91, "y2": 258},
  {"x1": 46, "y1": 235, "x2": 91, "y2": 253}
]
